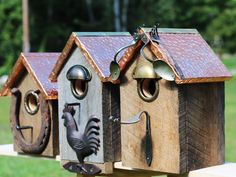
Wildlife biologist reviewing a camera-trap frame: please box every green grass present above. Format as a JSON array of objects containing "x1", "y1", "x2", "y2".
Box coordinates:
[
  {"x1": 0, "y1": 96, "x2": 12, "y2": 144},
  {"x1": 0, "y1": 156, "x2": 73, "y2": 177},
  {"x1": 0, "y1": 97, "x2": 73, "y2": 177},
  {"x1": 224, "y1": 56, "x2": 236, "y2": 162},
  {"x1": 0, "y1": 57, "x2": 235, "y2": 176}
]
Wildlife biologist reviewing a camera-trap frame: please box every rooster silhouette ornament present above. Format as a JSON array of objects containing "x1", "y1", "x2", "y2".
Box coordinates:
[{"x1": 62, "y1": 104, "x2": 101, "y2": 175}]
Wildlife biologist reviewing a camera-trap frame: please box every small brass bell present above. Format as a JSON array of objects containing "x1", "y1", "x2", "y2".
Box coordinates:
[
  {"x1": 153, "y1": 60, "x2": 175, "y2": 81},
  {"x1": 133, "y1": 60, "x2": 159, "y2": 79}
]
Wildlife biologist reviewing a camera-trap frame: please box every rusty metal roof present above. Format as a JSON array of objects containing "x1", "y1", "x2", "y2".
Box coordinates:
[
  {"x1": 49, "y1": 32, "x2": 135, "y2": 82},
  {"x1": 0, "y1": 53, "x2": 60, "y2": 99},
  {"x1": 119, "y1": 28, "x2": 232, "y2": 84}
]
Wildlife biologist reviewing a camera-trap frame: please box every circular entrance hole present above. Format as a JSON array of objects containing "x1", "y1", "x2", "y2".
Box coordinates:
[
  {"x1": 24, "y1": 91, "x2": 40, "y2": 115},
  {"x1": 71, "y1": 79, "x2": 88, "y2": 99},
  {"x1": 138, "y1": 79, "x2": 159, "y2": 102}
]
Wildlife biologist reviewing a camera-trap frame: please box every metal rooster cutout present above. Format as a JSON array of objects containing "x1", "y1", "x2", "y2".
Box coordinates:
[{"x1": 62, "y1": 103, "x2": 101, "y2": 175}]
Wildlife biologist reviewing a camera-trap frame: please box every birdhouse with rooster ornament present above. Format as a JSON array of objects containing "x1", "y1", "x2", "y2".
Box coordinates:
[
  {"x1": 108, "y1": 27, "x2": 232, "y2": 174},
  {"x1": 49, "y1": 32, "x2": 134, "y2": 175},
  {"x1": 0, "y1": 53, "x2": 60, "y2": 157}
]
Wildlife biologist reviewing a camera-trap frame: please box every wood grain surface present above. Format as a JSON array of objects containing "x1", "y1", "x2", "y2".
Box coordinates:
[
  {"x1": 120, "y1": 52, "x2": 225, "y2": 174},
  {"x1": 13, "y1": 70, "x2": 59, "y2": 157}
]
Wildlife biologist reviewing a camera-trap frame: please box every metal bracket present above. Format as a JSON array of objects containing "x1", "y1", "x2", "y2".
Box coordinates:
[
  {"x1": 63, "y1": 162, "x2": 101, "y2": 175},
  {"x1": 110, "y1": 32, "x2": 144, "y2": 81},
  {"x1": 16, "y1": 125, "x2": 33, "y2": 130},
  {"x1": 110, "y1": 111, "x2": 153, "y2": 166}
]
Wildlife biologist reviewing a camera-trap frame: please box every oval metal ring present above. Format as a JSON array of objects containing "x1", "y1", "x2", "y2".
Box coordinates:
[
  {"x1": 24, "y1": 90, "x2": 40, "y2": 115},
  {"x1": 137, "y1": 79, "x2": 159, "y2": 102}
]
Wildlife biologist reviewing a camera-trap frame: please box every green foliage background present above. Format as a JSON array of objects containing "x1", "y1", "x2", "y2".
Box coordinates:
[
  {"x1": 0, "y1": 1, "x2": 236, "y2": 176},
  {"x1": 0, "y1": 0, "x2": 236, "y2": 75}
]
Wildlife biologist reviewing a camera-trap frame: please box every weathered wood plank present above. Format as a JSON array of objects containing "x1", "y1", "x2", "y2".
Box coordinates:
[
  {"x1": 58, "y1": 47, "x2": 104, "y2": 163},
  {"x1": 120, "y1": 53, "x2": 180, "y2": 173},
  {"x1": 12, "y1": 69, "x2": 58, "y2": 157},
  {"x1": 0, "y1": 145, "x2": 233, "y2": 177},
  {"x1": 178, "y1": 83, "x2": 225, "y2": 173},
  {"x1": 102, "y1": 83, "x2": 121, "y2": 162}
]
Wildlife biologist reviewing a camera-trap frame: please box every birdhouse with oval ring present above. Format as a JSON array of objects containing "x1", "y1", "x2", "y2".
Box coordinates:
[
  {"x1": 49, "y1": 32, "x2": 134, "y2": 174},
  {"x1": 112, "y1": 27, "x2": 232, "y2": 174},
  {"x1": 0, "y1": 53, "x2": 60, "y2": 157}
]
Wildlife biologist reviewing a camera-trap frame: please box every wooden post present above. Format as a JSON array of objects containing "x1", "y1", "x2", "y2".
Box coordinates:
[
  {"x1": 22, "y1": 0, "x2": 30, "y2": 52},
  {"x1": 77, "y1": 169, "x2": 165, "y2": 177}
]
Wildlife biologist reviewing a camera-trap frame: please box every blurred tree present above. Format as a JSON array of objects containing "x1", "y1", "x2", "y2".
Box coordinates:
[
  {"x1": 29, "y1": 0, "x2": 114, "y2": 52},
  {"x1": 206, "y1": 1, "x2": 236, "y2": 54},
  {"x1": 0, "y1": 0, "x2": 22, "y2": 75},
  {"x1": 0, "y1": 0, "x2": 236, "y2": 75}
]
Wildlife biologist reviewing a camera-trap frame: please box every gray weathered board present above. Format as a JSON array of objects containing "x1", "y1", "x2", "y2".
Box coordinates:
[{"x1": 58, "y1": 47, "x2": 120, "y2": 164}]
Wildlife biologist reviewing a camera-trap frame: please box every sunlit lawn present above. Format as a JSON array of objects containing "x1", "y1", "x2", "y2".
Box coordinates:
[
  {"x1": 223, "y1": 56, "x2": 236, "y2": 162},
  {"x1": 0, "y1": 57, "x2": 235, "y2": 177},
  {"x1": 0, "y1": 98, "x2": 73, "y2": 177}
]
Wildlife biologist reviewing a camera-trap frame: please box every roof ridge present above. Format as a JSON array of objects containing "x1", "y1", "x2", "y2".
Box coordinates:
[
  {"x1": 142, "y1": 28, "x2": 198, "y2": 34},
  {"x1": 76, "y1": 32, "x2": 130, "y2": 36}
]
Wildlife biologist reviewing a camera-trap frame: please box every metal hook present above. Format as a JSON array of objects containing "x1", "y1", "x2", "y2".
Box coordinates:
[
  {"x1": 110, "y1": 111, "x2": 152, "y2": 166},
  {"x1": 110, "y1": 33, "x2": 143, "y2": 81},
  {"x1": 113, "y1": 41, "x2": 137, "y2": 63},
  {"x1": 140, "y1": 33, "x2": 159, "y2": 63}
]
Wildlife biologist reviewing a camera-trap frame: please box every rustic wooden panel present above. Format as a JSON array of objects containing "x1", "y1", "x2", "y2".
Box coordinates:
[
  {"x1": 110, "y1": 84, "x2": 121, "y2": 161},
  {"x1": 102, "y1": 83, "x2": 121, "y2": 162},
  {"x1": 120, "y1": 53, "x2": 180, "y2": 173},
  {"x1": 13, "y1": 70, "x2": 58, "y2": 157},
  {"x1": 43, "y1": 100, "x2": 59, "y2": 156},
  {"x1": 179, "y1": 83, "x2": 225, "y2": 173},
  {"x1": 58, "y1": 47, "x2": 104, "y2": 163}
]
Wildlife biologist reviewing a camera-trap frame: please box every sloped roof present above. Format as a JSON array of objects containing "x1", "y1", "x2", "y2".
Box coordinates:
[
  {"x1": 119, "y1": 28, "x2": 232, "y2": 84},
  {"x1": 0, "y1": 53, "x2": 60, "y2": 99},
  {"x1": 49, "y1": 32, "x2": 138, "y2": 83}
]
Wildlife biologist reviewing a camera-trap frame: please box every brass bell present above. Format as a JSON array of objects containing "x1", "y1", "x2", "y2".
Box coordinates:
[
  {"x1": 66, "y1": 65, "x2": 91, "y2": 81},
  {"x1": 133, "y1": 60, "x2": 159, "y2": 79},
  {"x1": 153, "y1": 60, "x2": 175, "y2": 81},
  {"x1": 110, "y1": 61, "x2": 121, "y2": 81}
]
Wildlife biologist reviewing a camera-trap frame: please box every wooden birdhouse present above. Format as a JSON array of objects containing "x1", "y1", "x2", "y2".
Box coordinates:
[
  {"x1": 112, "y1": 27, "x2": 232, "y2": 174},
  {"x1": 0, "y1": 53, "x2": 60, "y2": 157},
  {"x1": 49, "y1": 32, "x2": 134, "y2": 174}
]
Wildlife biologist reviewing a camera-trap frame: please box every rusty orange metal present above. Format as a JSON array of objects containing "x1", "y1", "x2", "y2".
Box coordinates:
[{"x1": 0, "y1": 53, "x2": 60, "y2": 99}]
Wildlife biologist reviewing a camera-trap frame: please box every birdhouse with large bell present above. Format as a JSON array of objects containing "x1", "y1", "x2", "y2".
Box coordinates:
[
  {"x1": 49, "y1": 32, "x2": 134, "y2": 175},
  {"x1": 0, "y1": 53, "x2": 60, "y2": 157},
  {"x1": 109, "y1": 27, "x2": 232, "y2": 174}
]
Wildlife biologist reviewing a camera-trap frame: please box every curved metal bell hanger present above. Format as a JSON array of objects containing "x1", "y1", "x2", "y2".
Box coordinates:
[
  {"x1": 110, "y1": 32, "x2": 143, "y2": 81},
  {"x1": 140, "y1": 24, "x2": 161, "y2": 62}
]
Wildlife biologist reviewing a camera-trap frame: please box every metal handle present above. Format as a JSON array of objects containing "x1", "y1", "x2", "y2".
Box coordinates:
[
  {"x1": 16, "y1": 125, "x2": 33, "y2": 130},
  {"x1": 110, "y1": 111, "x2": 153, "y2": 166},
  {"x1": 113, "y1": 32, "x2": 144, "y2": 63},
  {"x1": 109, "y1": 111, "x2": 148, "y2": 124},
  {"x1": 113, "y1": 41, "x2": 136, "y2": 63}
]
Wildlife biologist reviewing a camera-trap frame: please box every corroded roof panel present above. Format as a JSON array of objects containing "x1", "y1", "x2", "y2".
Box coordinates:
[
  {"x1": 157, "y1": 32, "x2": 232, "y2": 83},
  {"x1": 49, "y1": 32, "x2": 134, "y2": 82},
  {"x1": 77, "y1": 35, "x2": 133, "y2": 78},
  {"x1": 0, "y1": 53, "x2": 60, "y2": 99},
  {"x1": 24, "y1": 53, "x2": 60, "y2": 99}
]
